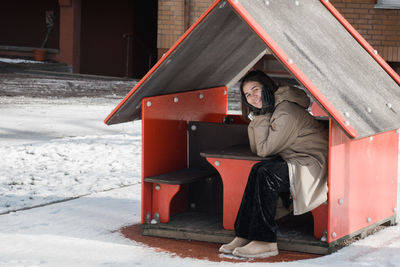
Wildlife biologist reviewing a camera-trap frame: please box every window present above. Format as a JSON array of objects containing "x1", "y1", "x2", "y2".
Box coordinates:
[{"x1": 375, "y1": 0, "x2": 400, "y2": 9}]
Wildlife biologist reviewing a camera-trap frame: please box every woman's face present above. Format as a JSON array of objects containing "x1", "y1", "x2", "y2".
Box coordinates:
[{"x1": 243, "y1": 81, "x2": 263, "y2": 109}]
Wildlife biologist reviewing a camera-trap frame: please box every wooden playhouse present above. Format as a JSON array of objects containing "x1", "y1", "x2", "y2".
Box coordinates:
[{"x1": 105, "y1": 0, "x2": 400, "y2": 254}]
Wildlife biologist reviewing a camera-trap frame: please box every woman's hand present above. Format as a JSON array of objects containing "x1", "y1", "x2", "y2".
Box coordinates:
[{"x1": 261, "y1": 86, "x2": 275, "y2": 114}]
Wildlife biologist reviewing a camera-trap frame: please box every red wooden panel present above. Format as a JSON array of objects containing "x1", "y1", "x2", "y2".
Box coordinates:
[
  {"x1": 327, "y1": 120, "x2": 398, "y2": 243},
  {"x1": 152, "y1": 184, "x2": 181, "y2": 223},
  {"x1": 141, "y1": 87, "x2": 227, "y2": 224},
  {"x1": 207, "y1": 157, "x2": 258, "y2": 230},
  {"x1": 310, "y1": 102, "x2": 328, "y2": 117},
  {"x1": 311, "y1": 204, "x2": 328, "y2": 239}
]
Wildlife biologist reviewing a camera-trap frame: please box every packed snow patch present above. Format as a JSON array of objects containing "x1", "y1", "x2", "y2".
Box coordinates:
[
  {"x1": 0, "y1": 57, "x2": 44, "y2": 64},
  {"x1": 0, "y1": 96, "x2": 142, "y2": 214},
  {"x1": 0, "y1": 134, "x2": 141, "y2": 214}
]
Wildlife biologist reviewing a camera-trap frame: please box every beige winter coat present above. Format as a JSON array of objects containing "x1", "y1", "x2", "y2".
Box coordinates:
[{"x1": 247, "y1": 86, "x2": 328, "y2": 215}]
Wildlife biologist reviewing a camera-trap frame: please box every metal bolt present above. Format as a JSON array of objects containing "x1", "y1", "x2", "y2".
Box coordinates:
[
  {"x1": 288, "y1": 58, "x2": 293, "y2": 64},
  {"x1": 174, "y1": 97, "x2": 179, "y2": 103},
  {"x1": 369, "y1": 136, "x2": 373, "y2": 141},
  {"x1": 155, "y1": 184, "x2": 161, "y2": 191},
  {"x1": 366, "y1": 107, "x2": 372, "y2": 113},
  {"x1": 338, "y1": 198, "x2": 343, "y2": 205},
  {"x1": 146, "y1": 101, "x2": 152, "y2": 107},
  {"x1": 219, "y1": 1, "x2": 226, "y2": 8},
  {"x1": 151, "y1": 213, "x2": 160, "y2": 224},
  {"x1": 325, "y1": 0, "x2": 329, "y2": 2},
  {"x1": 223, "y1": 90, "x2": 227, "y2": 95},
  {"x1": 345, "y1": 120, "x2": 350, "y2": 126},
  {"x1": 215, "y1": 160, "x2": 221, "y2": 166},
  {"x1": 146, "y1": 213, "x2": 151, "y2": 223},
  {"x1": 191, "y1": 125, "x2": 197, "y2": 131},
  {"x1": 321, "y1": 229, "x2": 327, "y2": 242},
  {"x1": 394, "y1": 207, "x2": 397, "y2": 213},
  {"x1": 373, "y1": 50, "x2": 378, "y2": 55},
  {"x1": 199, "y1": 93, "x2": 204, "y2": 99},
  {"x1": 344, "y1": 112, "x2": 350, "y2": 118},
  {"x1": 332, "y1": 232, "x2": 337, "y2": 238},
  {"x1": 367, "y1": 217, "x2": 371, "y2": 223},
  {"x1": 386, "y1": 103, "x2": 392, "y2": 109}
]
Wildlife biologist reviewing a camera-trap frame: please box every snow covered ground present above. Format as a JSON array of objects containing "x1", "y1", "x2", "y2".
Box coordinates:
[
  {"x1": 0, "y1": 58, "x2": 44, "y2": 64},
  {"x1": 1, "y1": 94, "x2": 400, "y2": 266},
  {"x1": 0, "y1": 97, "x2": 140, "y2": 214}
]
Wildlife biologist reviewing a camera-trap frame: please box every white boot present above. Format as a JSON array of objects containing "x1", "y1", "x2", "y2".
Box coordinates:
[
  {"x1": 232, "y1": 241, "x2": 278, "y2": 258},
  {"x1": 219, "y1": 237, "x2": 250, "y2": 254}
]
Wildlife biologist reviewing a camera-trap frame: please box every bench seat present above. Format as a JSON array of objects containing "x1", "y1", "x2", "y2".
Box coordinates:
[{"x1": 144, "y1": 168, "x2": 218, "y2": 185}]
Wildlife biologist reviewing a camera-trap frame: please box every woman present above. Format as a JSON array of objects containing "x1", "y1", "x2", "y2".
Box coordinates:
[{"x1": 219, "y1": 70, "x2": 328, "y2": 258}]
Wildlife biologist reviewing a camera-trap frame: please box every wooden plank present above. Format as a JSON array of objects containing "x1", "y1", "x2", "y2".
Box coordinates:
[
  {"x1": 200, "y1": 144, "x2": 278, "y2": 161},
  {"x1": 144, "y1": 168, "x2": 218, "y2": 185},
  {"x1": 142, "y1": 209, "x2": 394, "y2": 255},
  {"x1": 329, "y1": 215, "x2": 397, "y2": 247},
  {"x1": 142, "y1": 211, "x2": 332, "y2": 254}
]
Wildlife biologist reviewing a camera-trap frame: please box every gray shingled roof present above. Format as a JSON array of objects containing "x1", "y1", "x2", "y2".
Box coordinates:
[{"x1": 106, "y1": 0, "x2": 400, "y2": 139}]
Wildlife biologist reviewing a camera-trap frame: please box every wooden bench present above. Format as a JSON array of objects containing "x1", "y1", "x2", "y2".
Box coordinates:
[
  {"x1": 143, "y1": 120, "x2": 249, "y2": 223},
  {"x1": 144, "y1": 120, "x2": 328, "y2": 240}
]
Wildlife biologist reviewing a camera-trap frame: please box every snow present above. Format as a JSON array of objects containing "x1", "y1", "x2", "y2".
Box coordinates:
[
  {"x1": 0, "y1": 97, "x2": 141, "y2": 214},
  {"x1": 0, "y1": 57, "x2": 44, "y2": 64},
  {"x1": 1, "y1": 95, "x2": 400, "y2": 266}
]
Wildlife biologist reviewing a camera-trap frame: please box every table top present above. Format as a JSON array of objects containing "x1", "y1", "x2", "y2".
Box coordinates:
[{"x1": 200, "y1": 144, "x2": 277, "y2": 161}]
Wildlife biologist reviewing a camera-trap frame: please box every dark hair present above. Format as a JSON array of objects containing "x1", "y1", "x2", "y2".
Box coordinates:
[{"x1": 240, "y1": 70, "x2": 278, "y2": 121}]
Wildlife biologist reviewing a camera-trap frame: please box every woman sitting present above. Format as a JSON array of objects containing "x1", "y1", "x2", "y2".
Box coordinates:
[{"x1": 219, "y1": 70, "x2": 328, "y2": 258}]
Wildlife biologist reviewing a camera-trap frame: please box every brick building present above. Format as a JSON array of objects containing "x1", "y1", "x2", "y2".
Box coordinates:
[
  {"x1": 0, "y1": 0, "x2": 158, "y2": 78},
  {"x1": 0, "y1": 0, "x2": 399, "y2": 77},
  {"x1": 157, "y1": 0, "x2": 400, "y2": 74}
]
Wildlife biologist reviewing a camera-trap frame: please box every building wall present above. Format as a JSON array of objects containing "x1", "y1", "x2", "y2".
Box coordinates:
[
  {"x1": 157, "y1": 0, "x2": 213, "y2": 58},
  {"x1": 331, "y1": 0, "x2": 400, "y2": 63},
  {"x1": 189, "y1": 0, "x2": 214, "y2": 25},
  {"x1": 157, "y1": 0, "x2": 400, "y2": 66},
  {"x1": 80, "y1": 0, "x2": 134, "y2": 77},
  {"x1": 79, "y1": 0, "x2": 157, "y2": 78},
  {"x1": 157, "y1": 0, "x2": 184, "y2": 57},
  {"x1": 0, "y1": 0, "x2": 60, "y2": 49}
]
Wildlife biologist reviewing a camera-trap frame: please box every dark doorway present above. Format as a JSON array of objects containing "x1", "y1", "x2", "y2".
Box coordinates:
[
  {"x1": 0, "y1": 0, "x2": 59, "y2": 49},
  {"x1": 131, "y1": 1, "x2": 158, "y2": 79},
  {"x1": 80, "y1": 0, "x2": 157, "y2": 78}
]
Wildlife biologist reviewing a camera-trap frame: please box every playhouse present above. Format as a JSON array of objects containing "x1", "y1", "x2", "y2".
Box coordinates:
[{"x1": 105, "y1": 0, "x2": 400, "y2": 254}]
